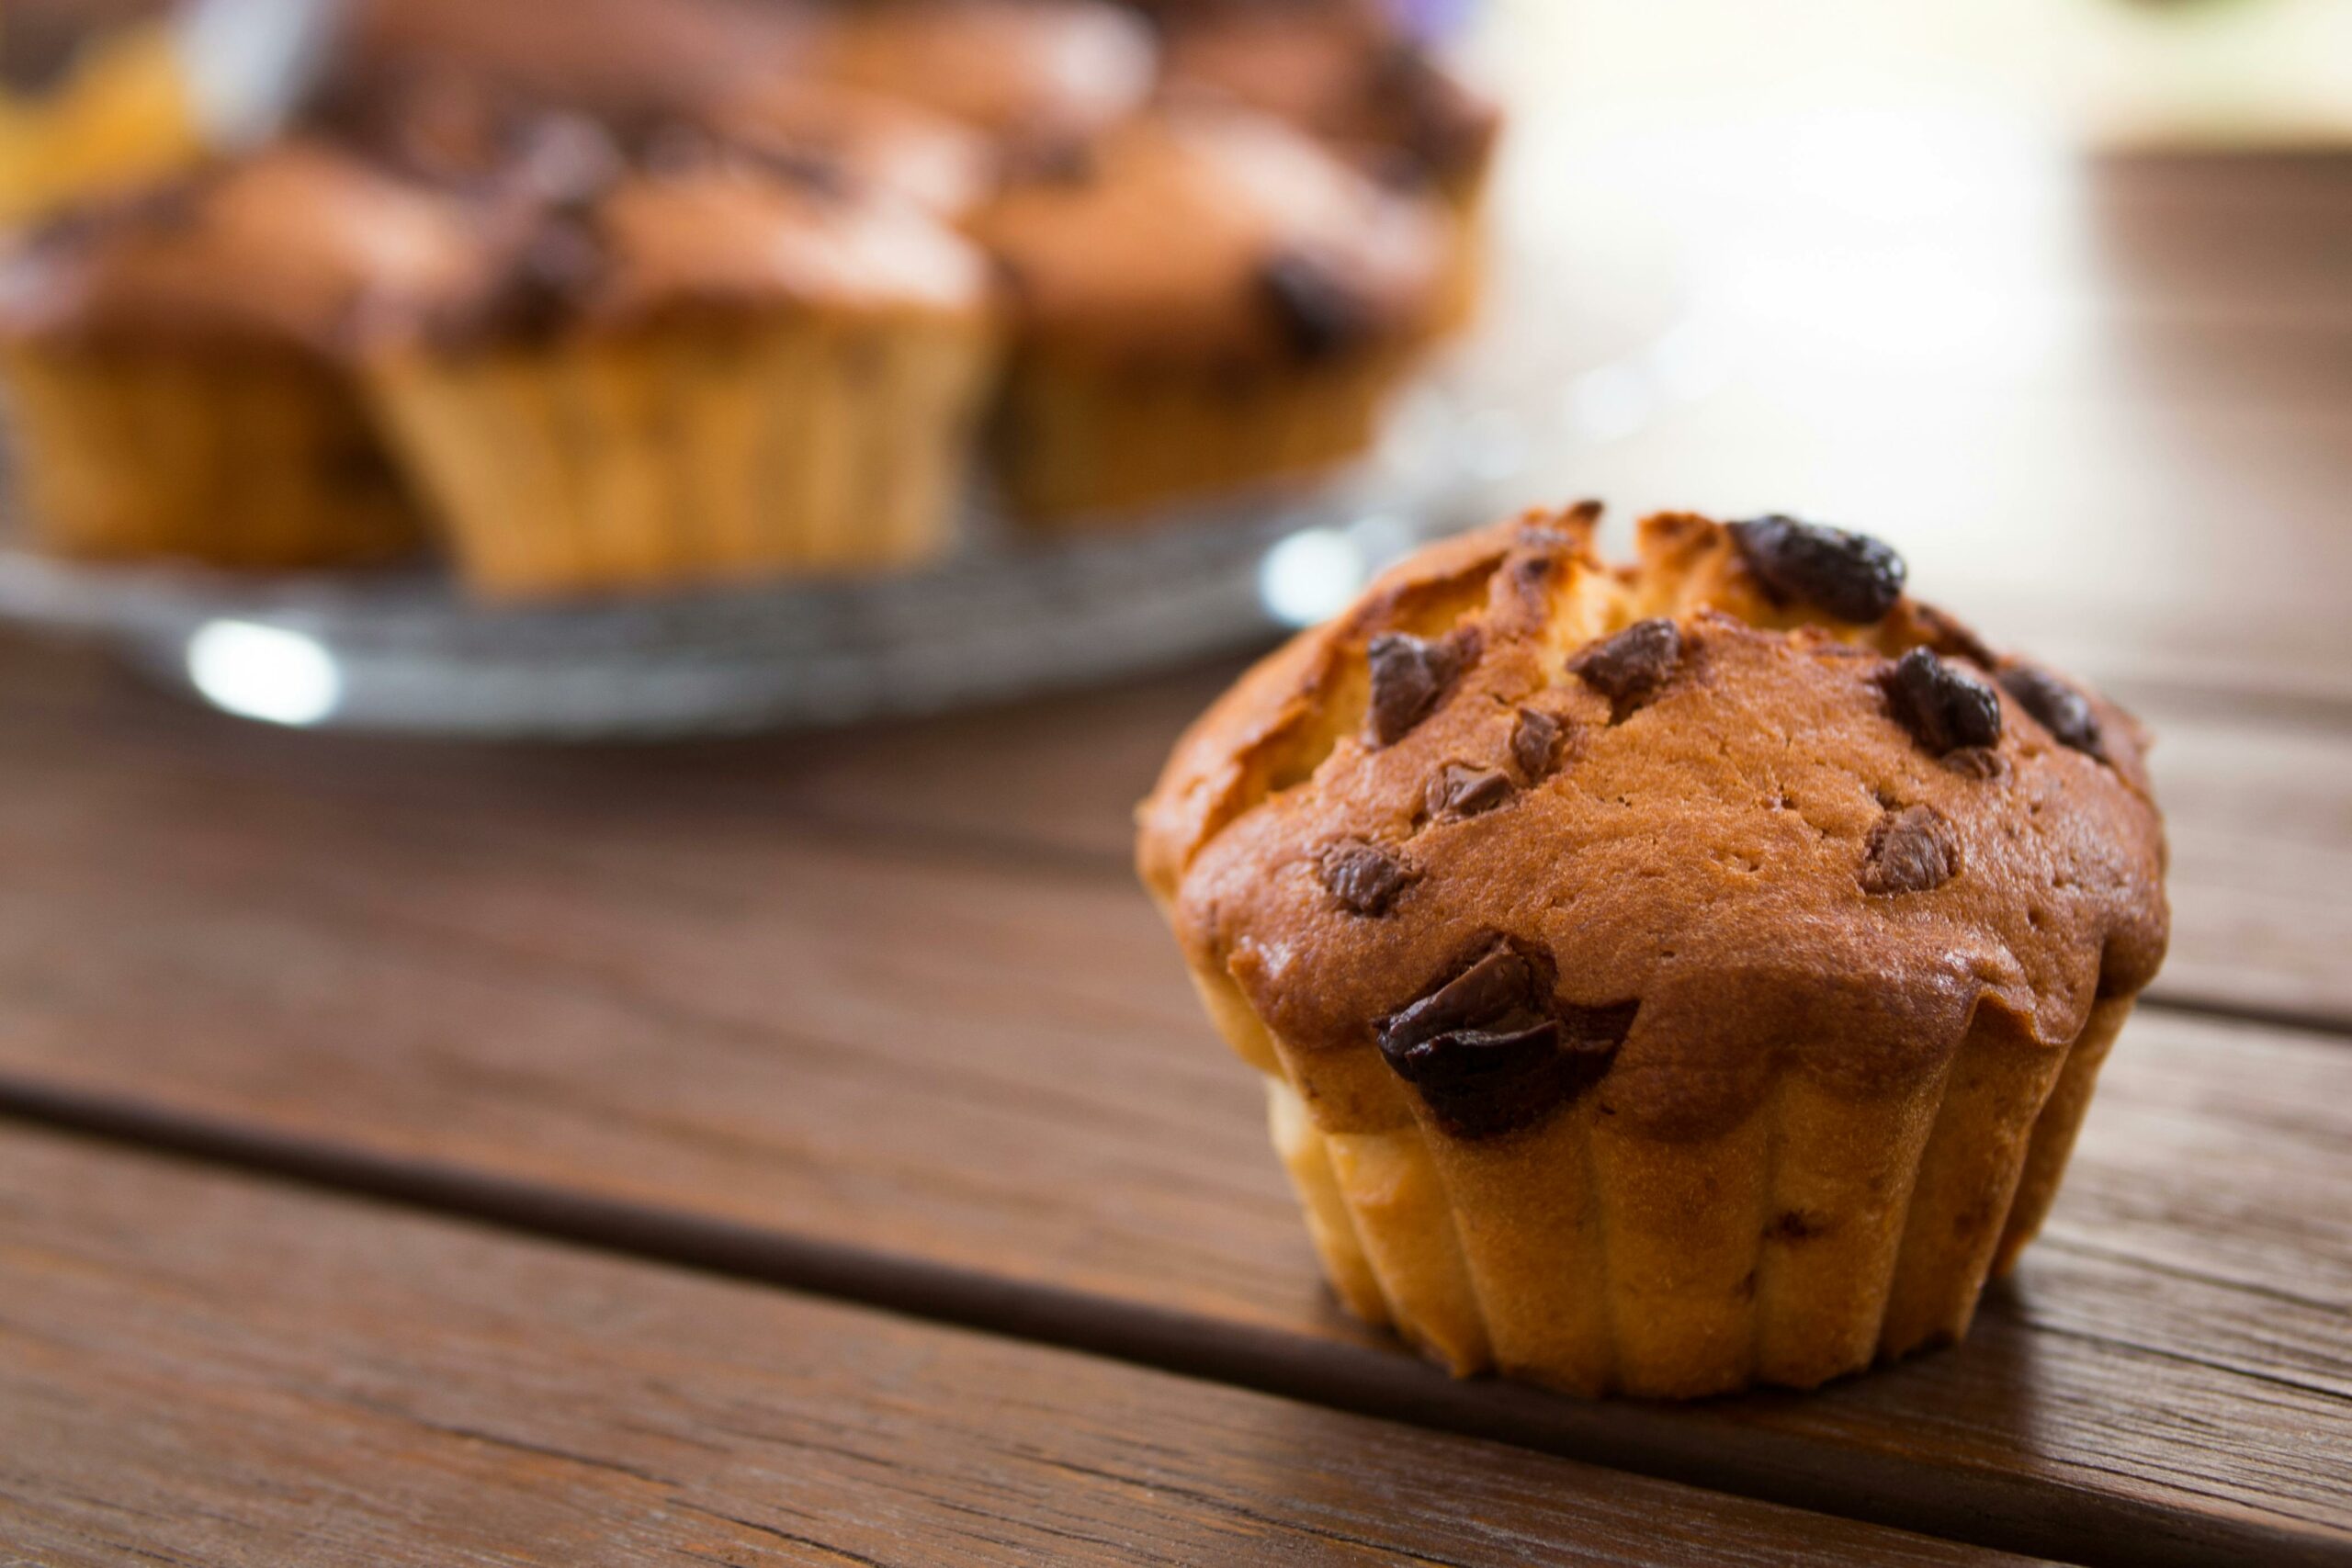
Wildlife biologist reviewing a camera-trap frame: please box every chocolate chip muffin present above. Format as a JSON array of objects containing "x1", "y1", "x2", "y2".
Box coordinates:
[
  {"x1": 0, "y1": 140, "x2": 469, "y2": 568},
  {"x1": 1155, "y1": 0, "x2": 1498, "y2": 321},
  {"x1": 972, "y1": 105, "x2": 1449, "y2": 525},
  {"x1": 359, "y1": 125, "x2": 998, "y2": 598},
  {"x1": 1137, "y1": 504, "x2": 2167, "y2": 1397}
]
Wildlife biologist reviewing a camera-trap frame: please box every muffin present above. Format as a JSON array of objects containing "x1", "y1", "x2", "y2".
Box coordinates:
[
  {"x1": 972, "y1": 106, "x2": 1450, "y2": 526},
  {"x1": 0, "y1": 140, "x2": 468, "y2": 568},
  {"x1": 1155, "y1": 0, "x2": 1498, "y2": 321},
  {"x1": 359, "y1": 130, "x2": 998, "y2": 599},
  {"x1": 1156, "y1": 1, "x2": 1498, "y2": 209},
  {"x1": 1137, "y1": 504, "x2": 2167, "y2": 1397}
]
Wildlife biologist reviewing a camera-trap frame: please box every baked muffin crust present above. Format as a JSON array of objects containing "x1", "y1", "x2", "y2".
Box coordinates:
[
  {"x1": 0, "y1": 140, "x2": 474, "y2": 353},
  {"x1": 1140, "y1": 506, "x2": 2167, "y2": 1145},
  {"x1": 372, "y1": 130, "x2": 990, "y2": 350},
  {"x1": 974, "y1": 106, "x2": 1446, "y2": 369}
]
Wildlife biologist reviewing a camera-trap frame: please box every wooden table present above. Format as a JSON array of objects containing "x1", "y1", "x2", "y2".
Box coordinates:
[{"x1": 4, "y1": 151, "x2": 2349, "y2": 1566}]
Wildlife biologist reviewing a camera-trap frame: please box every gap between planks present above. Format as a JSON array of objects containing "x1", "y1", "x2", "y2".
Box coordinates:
[{"x1": 0, "y1": 1071, "x2": 2339, "y2": 1568}]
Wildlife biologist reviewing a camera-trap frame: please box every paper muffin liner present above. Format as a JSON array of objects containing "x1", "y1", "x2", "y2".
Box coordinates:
[
  {"x1": 0, "y1": 344, "x2": 420, "y2": 569},
  {"x1": 1196, "y1": 955, "x2": 2134, "y2": 1397},
  {"x1": 992, "y1": 346, "x2": 1418, "y2": 530},
  {"x1": 367, "y1": 312, "x2": 993, "y2": 600}
]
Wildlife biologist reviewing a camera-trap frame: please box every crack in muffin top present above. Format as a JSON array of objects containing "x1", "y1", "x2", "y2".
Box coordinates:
[{"x1": 1137, "y1": 504, "x2": 2168, "y2": 1142}]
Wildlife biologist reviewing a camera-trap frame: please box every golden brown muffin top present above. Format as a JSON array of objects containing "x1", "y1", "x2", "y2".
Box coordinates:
[
  {"x1": 1138, "y1": 506, "x2": 2168, "y2": 1143},
  {"x1": 971, "y1": 107, "x2": 1447, "y2": 367},
  {"x1": 802, "y1": 0, "x2": 1156, "y2": 142},
  {"x1": 368, "y1": 128, "x2": 992, "y2": 351},
  {"x1": 1157, "y1": 4, "x2": 1499, "y2": 190},
  {"x1": 0, "y1": 139, "x2": 476, "y2": 354}
]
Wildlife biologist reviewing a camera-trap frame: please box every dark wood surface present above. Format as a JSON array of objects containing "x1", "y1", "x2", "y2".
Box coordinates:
[
  {"x1": 2, "y1": 149, "x2": 2349, "y2": 1567},
  {"x1": 4, "y1": 1125, "x2": 2046, "y2": 1568},
  {"x1": 0, "y1": 634, "x2": 2348, "y2": 1567}
]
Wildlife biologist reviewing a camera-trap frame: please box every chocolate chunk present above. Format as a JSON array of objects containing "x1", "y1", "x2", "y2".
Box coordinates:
[
  {"x1": 1426, "y1": 763, "x2": 1513, "y2": 820},
  {"x1": 1364, "y1": 631, "x2": 1466, "y2": 746},
  {"x1": 1260, "y1": 254, "x2": 1374, "y2": 362},
  {"x1": 1861, "y1": 805, "x2": 1960, "y2": 895},
  {"x1": 1729, "y1": 515, "x2": 1907, "y2": 624},
  {"x1": 1317, "y1": 839, "x2": 1414, "y2": 917},
  {"x1": 637, "y1": 120, "x2": 723, "y2": 178},
  {"x1": 1009, "y1": 139, "x2": 1097, "y2": 186},
  {"x1": 1999, "y1": 666, "x2": 2107, "y2": 761},
  {"x1": 1378, "y1": 945, "x2": 1634, "y2": 1139},
  {"x1": 1767, "y1": 1210, "x2": 1831, "y2": 1242},
  {"x1": 1510, "y1": 708, "x2": 1564, "y2": 781},
  {"x1": 747, "y1": 143, "x2": 854, "y2": 199},
  {"x1": 1884, "y1": 647, "x2": 2002, "y2": 756},
  {"x1": 432, "y1": 217, "x2": 603, "y2": 346},
  {"x1": 1385, "y1": 947, "x2": 1542, "y2": 1051},
  {"x1": 1566, "y1": 618, "x2": 1682, "y2": 720}
]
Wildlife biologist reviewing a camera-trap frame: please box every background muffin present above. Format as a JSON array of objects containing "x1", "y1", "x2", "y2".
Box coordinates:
[
  {"x1": 973, "y1": 106, "x2": 1451, "y2": 526},
  {"x1": 360, "y1": 130, "x2": 997, "y2": 599},
  {"x1": 0, "y1": 139, "x2": 466, "y2": 568},
  {"x1": 1137, "y1": 504, "x2": 2167, "y2": 1396},
  {"x1": 1155, "y1": 0, "x2": 1498, "y2": 321}
]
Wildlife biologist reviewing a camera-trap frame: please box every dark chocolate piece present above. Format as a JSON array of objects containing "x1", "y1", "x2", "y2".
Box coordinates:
[
  {"x1": 1425, "y1": 762, "x2": 1513, "y2": 820},
  {"x1": 1999, "y1": 666, "x2": 2107, "y2": 761},
  {"x1": 1317, "y1": 839, "x2": 1414, "y2": 916},
  {"x1": 1364, "y1": 630, "x2": 1466, "y2": 746},
  {"x1": 1510, "y1": 708, "x2": 1564, "y2": 781},
  {"x1": 1259, "y1": 253, "x2": 1373, "y2": 362},
  {"x1": 1884, "y1": 647, "x2": 2002, "y2": 756},
  {"x1": 1377, "y1": 945, "x2": 1634, "y2": 1139},
  {"x1": 1008, "y1": 139, "x2": 1097, "y2": 186},
  {"x1": 745, "y1": 143, "x2": 854, "y2": 199},
  {"x1": 1566, "y1": 618, "x2": 1682, "y2": 720},
  {"x1": 431, "y1": 216, "x2": 603, "y2": 347},
  {"x1": 1729, "y1": 514, "x2": 1907, "y2": 624},
  {"x1": 1860, "y1": 805, "x2": 1960, "y2": 895}
]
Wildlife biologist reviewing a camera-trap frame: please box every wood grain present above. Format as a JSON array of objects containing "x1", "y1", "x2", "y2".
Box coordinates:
[
  {"x1": 1459, "y1": 146, "x2": 2352, "y2": 707},
  {"x1": 2, "y1": 1125, "x2": 2043, "y2": 1568},
  {"x1": 0, "y1": 639, "x2": 2344, "y2": 1565},
  {"x1": 5, "y1": 633, "x2": 2341, "y2": 1026}
]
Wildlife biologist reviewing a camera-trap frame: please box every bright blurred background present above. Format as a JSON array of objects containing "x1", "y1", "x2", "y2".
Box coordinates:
[{"x1": 4, "y1": 0, "x2": 2347, "y2": 727}]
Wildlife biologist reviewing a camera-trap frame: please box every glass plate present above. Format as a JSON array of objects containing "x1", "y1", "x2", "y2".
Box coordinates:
[{"x1": 0, "y1": 387, "x2": 1516, "y2": 737}]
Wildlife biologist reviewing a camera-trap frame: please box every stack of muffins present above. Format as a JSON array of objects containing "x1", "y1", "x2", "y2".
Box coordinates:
[{"x1": 0, "y1": 0, "x2": 1498, "y2": 599}]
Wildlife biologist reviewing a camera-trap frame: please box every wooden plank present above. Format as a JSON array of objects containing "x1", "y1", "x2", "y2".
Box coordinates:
[
  {"x1": 0, "y1": 647, "x2": 2343, "y2": 1565},
  {"x1": 0, "y1": 1126, "x2": 2034, "y2": 1568},
  {"x1": 6, "y1": 632, "x2": 2342, "y2": 1027}
]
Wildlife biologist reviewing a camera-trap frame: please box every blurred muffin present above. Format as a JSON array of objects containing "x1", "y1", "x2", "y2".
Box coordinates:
[
  {"x1": 802, "y1": 0, "x2": 1156, "y2": 145},
  {"x1": 1156, "y1": 0, "x2": 1498, "y2": 321},
  {"x1": 972, "y1": 107, "x2": 1448, "y2": 526},
  {"x1": 0, "y1": 140, "x2": 467, "y2": 568},
  {"x1": 1137, "y1": 505, "x2": 2168, "y2": 1397},
  {"x1": 360, "y1": 130, "x2": 998, "y2": 599},
  {"x1": 1157, "y1": 1, "x2": 1498, "y2": 207}
]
